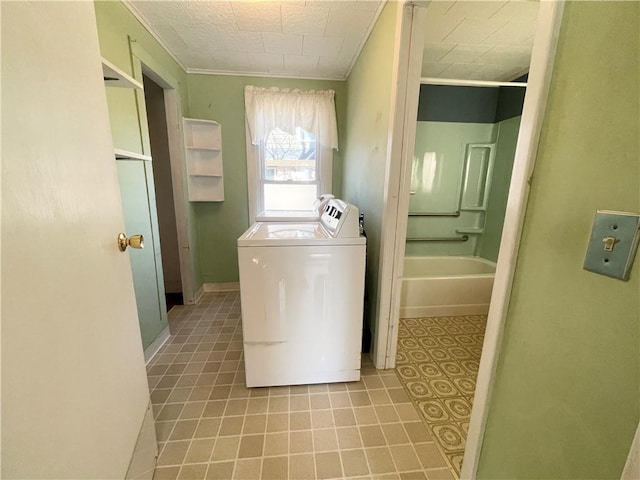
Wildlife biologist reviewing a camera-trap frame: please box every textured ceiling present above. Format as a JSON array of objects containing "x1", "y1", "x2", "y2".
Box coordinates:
[
  {"x1": 423, "y1": 1, "x2": 539, "y2": 81},
  {"x1": 125, "y1": 0, "x2": 539, "y2": 82},
  {"x1": 126, "y1": 0, "x2": 384, "y2": 80}
]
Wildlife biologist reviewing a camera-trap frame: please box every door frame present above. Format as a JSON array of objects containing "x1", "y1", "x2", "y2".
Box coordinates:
[
  {"x1": 130, "y1": 41, "x2": 197, "y2": 305},
  {"x1": 374, "y1": 1, "x2": 566, "y2": 478}
]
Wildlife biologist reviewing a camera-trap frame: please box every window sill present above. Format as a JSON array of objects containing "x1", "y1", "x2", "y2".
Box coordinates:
[{"x1": 256, "y1": 210, "x2": 319, "y2": 223}]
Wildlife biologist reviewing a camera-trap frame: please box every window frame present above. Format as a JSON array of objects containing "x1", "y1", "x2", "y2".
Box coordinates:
[{"x1": 245, "y1": 120, "x2": 332, "y2": 223}]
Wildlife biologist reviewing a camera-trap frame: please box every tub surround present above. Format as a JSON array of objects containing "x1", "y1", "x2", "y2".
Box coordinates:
[
  {"x1": 407, "y1": 83, "x2": 523, "y2": 260},
  {"x1": 400, "y1": 256, "x2": 496, "y2": 318}
]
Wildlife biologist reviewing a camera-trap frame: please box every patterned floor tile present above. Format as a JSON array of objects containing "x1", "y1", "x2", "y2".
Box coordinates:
[{"x1": 394, "y1": 315, "x2": 487, "y2": 479}]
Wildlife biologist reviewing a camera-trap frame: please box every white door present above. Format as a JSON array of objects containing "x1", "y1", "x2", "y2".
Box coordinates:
[{"x1": 2, "y1": 2, "x2": 151, "y2": 478}]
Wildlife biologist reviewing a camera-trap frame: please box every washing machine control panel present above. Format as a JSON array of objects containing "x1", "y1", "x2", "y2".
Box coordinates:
[{"x1": 321, "y1": 199, "x2": 360, "y2": 237}]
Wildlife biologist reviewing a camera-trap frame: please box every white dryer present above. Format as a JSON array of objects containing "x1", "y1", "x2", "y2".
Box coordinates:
[{"x1": 237, "y1": 199, "x2": 366, "y2": 388}]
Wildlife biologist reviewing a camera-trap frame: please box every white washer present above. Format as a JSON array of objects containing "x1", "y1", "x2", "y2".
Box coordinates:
[{"x1": 237, "y1": 199, "x2": 366, "y2": 387}]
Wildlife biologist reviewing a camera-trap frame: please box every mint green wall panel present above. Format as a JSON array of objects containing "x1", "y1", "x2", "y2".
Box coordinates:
[
  {"x1": 478, "y1": 116, "x2": 521, "y2": 262},
  {"x1": 116, "y1": 160, "x2": 168, "y2": 350},
  {"x1": 478, "y1": 2, "x2": 639, "y2": 478},
  {"x1": 186, "y1": 75, "x2": 347, "y2": 283},
  {"x1": 341, "y1": 1, "x2": 399, "y2": 339},
  {"x1": 406, "y1": 122, "x2": 495, "y2": 257}
]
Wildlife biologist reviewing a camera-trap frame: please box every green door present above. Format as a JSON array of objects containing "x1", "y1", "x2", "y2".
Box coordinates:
[{"x1": 117, "y1": 158, "x2": 168, "y2": 350}]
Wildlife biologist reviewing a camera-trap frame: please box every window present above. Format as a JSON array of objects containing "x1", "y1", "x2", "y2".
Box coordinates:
[{"x1": 244, "y1": 86, "x2": 338, "y2": 222}]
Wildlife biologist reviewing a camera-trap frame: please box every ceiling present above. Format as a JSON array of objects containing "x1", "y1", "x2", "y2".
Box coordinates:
[
  {"x1": 126, "y1": 0, "x2": 539, "y2": 82},
  {"x1": 127, "y1": 0, "x2": 384, "y2": 80},
  {"x1": 423, "y1": 1, "x2": 539, "y2": 81}
]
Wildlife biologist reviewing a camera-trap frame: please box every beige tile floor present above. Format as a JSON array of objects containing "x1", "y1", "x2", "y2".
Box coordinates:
[{"x1": 147, "y1": 292, "x2": 456, "y2": 480}]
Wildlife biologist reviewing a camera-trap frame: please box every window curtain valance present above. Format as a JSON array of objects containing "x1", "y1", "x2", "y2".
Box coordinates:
[{"x1": 244, "y1": 86, "x2": 339, "y2": 149}]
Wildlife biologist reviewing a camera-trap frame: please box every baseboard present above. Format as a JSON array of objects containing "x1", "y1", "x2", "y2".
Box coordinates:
[
  {"x1": 125, "y1": 402, "x2": 157, "y2": 480},
  {"x1": 192, "y1": 285, "x2": 205, "y2": 304},
  {"x1": 203, "y1": 282, "x2": 240, "y2": 292},
  {"x1": 143, "y1": 325, "x2": 170, "y2": 365},
  {"x1": 400, "y1": 303, "x2": 490, "y2": 318}
]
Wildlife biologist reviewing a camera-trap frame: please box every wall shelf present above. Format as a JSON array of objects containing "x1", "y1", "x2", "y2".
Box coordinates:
[
  {"x1": 186, "y1": 146, "x2": 221, "y2": 152},
  {"x1": 183, "y1": 118, "x2": 224, "y2": 202},
  {"x1": 114, "y1": 148, "x2": 152, "y2": 161},
  {"x1": 101, "y1": 58, "x2": 143, "y2": 89}
]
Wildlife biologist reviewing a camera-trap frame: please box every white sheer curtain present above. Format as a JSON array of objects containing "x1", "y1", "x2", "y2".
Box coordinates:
[{"x1": 244, "y1": 86, "x2": 339, "y2": 149}]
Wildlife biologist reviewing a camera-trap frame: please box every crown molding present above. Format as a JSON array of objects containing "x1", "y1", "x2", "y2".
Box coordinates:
[{"x1": 187, "y1": 68, "x2": 346, "y2": 82}]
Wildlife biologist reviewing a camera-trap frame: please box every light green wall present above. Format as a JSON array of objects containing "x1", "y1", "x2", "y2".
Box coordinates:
[
  {"x1": 407, "y1": 122, "x2": 496, "y2": 257},
  {"x1": 479, "y1": 116, "x2": 520, "y2": 262},
  {"x1": 94, "y1": 1, "x2": 202, "y2": 293},
  {"x1": 341, "y1": 1, "x2": 399, "y2": 340},
  {"x1": 186, "y1": 75, "x2": 347, "y2": 283},
  {"x1": 94, "y1": 1, "x2": 188, "y2": 153},
  {"x1": 478, "y1": 2, "x2": 639, "y2": 478}
]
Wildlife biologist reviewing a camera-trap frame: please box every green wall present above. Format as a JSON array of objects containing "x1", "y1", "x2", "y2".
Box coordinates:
[
  {"x1": 478, "y1": 2, "x2": 639, "y2": 478},
  {"x1": 479, "y1": 116, "x2": 520, "y2": 262},
  {"x1": 94, "y1": 1, "x2": 202, "y2": 293},
  {"x1": 186, "y1": 75, "x2": 347, "y2": 283},
  {"x1": 94, "y1": 1, "x2": 188, "y2": 153},
  {"x1": 341, "y1": 1, "x2": 399, "y2": 341}
]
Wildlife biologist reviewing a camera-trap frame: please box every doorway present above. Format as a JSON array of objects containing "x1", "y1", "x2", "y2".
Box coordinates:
[
  {"x1": 396, "y1": 77, "x2": 526, "y2": 476},
  {"x1": 374, "y1": 1, "x2": 565, "y2": 478},
  {"x1": 143, "y1": 74, "x2": 183, "y2": 311}
]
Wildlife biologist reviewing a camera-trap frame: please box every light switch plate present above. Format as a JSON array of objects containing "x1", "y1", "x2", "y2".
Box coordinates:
[{"x1": 583, "y1": 210, "x2": 640, "y2": 280}]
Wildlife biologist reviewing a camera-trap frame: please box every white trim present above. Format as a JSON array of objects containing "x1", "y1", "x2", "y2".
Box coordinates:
[
  {"x1": 188, "y1": 68, "x2": 344, "y2": 82},
  {"x1": 162, "y1": 89, "x2": 196, "y2": 304},
  {"x1": 193, "y1": 285, "x2": 205, "y2": 304},
  {"x1": 461, "y1": 2, "x2": 565, "y2": 478},
  {"x1": 121, "y1": 1, "x2": 187, "y2": 73},
  {"x1": 622, "y1": 422, "x2": 640, "y2": 480},
  {"x1": 371, "y1": 1, "x2": 419, "y2": 369},
  {"x1": 143, "y1": 325, "x2": 170, "y2": 365},
  {"x1": 132, "y1": 44, "x2": 197, "y2": 306},
  {"x1": 125, "y1": 402, "x2": 158, "y2": 480},
  {"x1": 420, "y1": 77, "x2": 528, "y2": 88},
  {"x1": 245, "y1": 121, "x2": 259, "y2": 225},
  {"x1": 203, "y1": 282, "x2": 240, "y2": 293}
]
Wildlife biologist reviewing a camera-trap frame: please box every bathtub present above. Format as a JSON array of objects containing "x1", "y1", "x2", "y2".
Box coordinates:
[{"x1": 400, "y1": 256, "x2": 496, "y2": 318}]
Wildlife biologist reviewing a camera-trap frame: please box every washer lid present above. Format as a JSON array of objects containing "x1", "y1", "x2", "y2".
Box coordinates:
[{"x1": 237, "y1": 222, "x2": 365, "y2": 247}]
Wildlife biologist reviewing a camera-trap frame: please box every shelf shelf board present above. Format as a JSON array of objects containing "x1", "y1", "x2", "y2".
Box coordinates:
[
  {"x1": 186, "y1": 146, "x2": 221, "y2": 152},
  {"x1": 189, "y1": 173, "x2": 222, "y2": 178},
  {"x1": 102, "y1": 58, "x2": 143, "y2": 89},
  {"x1": 183, "y1": 117, "x2": 220, "y2": 126},
  {"x1": 114, "y1": 149, "x2": 152, "y2": 161},
  {"x1": 456, "y1": 228, "x2": 484, "y2": 234}
]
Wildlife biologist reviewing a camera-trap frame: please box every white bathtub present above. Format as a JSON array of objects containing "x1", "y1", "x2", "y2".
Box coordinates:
[{"x1": 400, "y1": 256, "x2": 496, "y2": 318}]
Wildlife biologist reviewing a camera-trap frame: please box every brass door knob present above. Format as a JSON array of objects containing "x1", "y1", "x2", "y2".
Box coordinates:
[{"x1": 118, "y1": 233, "x2": 144, "y2": 252}]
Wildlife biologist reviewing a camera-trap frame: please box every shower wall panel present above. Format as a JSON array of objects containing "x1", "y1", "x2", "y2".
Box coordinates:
[{"x1": 406, "y1": 121, "x2": 495, "y2": 257}]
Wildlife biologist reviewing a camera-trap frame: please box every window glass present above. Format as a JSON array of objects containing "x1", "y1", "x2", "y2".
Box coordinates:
[{"x1": 261, "y1": 127, "x2": 319, "y2": 212}]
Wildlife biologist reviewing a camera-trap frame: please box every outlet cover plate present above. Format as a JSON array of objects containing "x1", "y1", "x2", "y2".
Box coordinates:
[{"x1": 583, "y1": 210, "x2": 640, "y2": 280}]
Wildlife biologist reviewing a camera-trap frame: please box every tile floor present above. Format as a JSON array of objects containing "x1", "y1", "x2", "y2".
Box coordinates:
[
  {"x1": 395, "y1": 315, "x2": 487, "y2": 477},
  {"x1": 147, "y1": 292, "x2": 456, "y2": 479}
]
